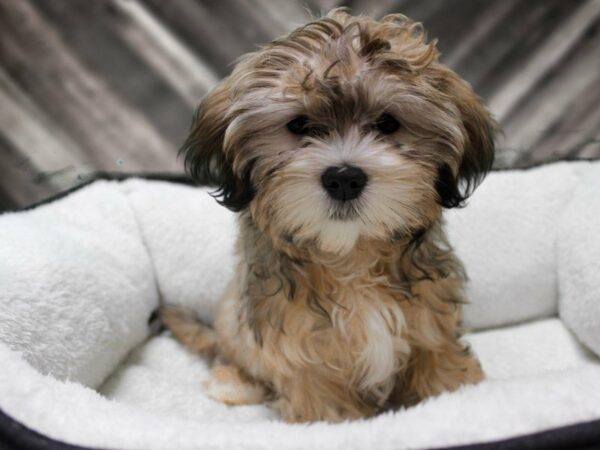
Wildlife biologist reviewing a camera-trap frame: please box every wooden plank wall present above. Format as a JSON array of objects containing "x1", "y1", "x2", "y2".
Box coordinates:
[{"x1": 0, "y1": 0, "x2": 599, "y2": 210}]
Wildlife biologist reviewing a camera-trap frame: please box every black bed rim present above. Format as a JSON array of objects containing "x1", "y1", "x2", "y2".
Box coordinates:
[{"x1": 1, "y1": 405, "x2": 599, "y2": 450}]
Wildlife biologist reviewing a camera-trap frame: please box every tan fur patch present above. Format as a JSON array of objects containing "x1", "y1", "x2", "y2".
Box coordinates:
[{"x1": 164, "y1": 8, "x2": 494, "y2": 423}]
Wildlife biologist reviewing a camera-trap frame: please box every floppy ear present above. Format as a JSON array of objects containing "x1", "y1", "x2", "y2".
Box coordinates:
[
  {"x1": 433, "y1": 70, "x2": 496, "y2": 208},
  {"x1": 180, "y1": 78, "x2": 255, "y2": 212}
]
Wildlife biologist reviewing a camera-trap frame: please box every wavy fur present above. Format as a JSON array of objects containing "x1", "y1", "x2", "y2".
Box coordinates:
[{"x1": 164, "y1": 9, "x2": 493, "y2": 422}]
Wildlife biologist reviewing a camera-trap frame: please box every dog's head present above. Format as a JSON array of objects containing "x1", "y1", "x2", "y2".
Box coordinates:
[{"x1": 182, "y1": 10, "x2": 495, "y2": 253}]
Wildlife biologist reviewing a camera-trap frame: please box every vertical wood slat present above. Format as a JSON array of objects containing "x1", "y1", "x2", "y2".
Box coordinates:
[
  {"x1": 253, "y1": 0, "x2": 314, "y2": 30},
  {"x1": 28, "y1": 0, "x2": 195, "y2": 148},
  {"x1": 141, "y1": 0, "x2": 262, "y2": 76},
  {"x1": 342, "y1": 0, "x2": 409, "y2": 19},
  {"x1": 517, "y1": 60, "x2": 600, "y2": 166},
  {"x1": 113, "y1": 0, "x2": 219, "y2": 106},
  {"x1": 499, "y1": 24, "x2": 600, "y2": 167},
  {"x1": 441, "y1": 0, "x2": 519, "y2": 70},
  {"x1": 0, "y1": 69, "x2": 86, "y2": 206},
  {"x1": 0, "y1": 0, "x2": 178, "y2": 170},
  {"x1": 488, "y1": 0, "x2": 600, "y2": 122},
  {"x1": 452, "y1": 1, "x2": 583, "y2": 103}
]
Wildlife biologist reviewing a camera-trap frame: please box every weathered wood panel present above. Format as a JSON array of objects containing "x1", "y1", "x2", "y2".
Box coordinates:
[{"x1": 0, "y1": 0, "x2": 598, "y2": 210}]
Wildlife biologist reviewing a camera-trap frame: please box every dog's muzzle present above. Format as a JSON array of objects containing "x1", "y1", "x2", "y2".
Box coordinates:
[{"x1": 321, "y1": 165, "x2": 368, "y2": 202}]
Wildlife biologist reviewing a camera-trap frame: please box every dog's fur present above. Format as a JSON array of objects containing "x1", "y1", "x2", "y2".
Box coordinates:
[{"x1": 161, "y1": 9, "x2": 495, "y2": 423}]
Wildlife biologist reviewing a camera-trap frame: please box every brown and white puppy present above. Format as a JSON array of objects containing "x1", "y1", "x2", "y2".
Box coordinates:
[{"x1": 161, "y1": 9, "x2": 495, "y2": 423}]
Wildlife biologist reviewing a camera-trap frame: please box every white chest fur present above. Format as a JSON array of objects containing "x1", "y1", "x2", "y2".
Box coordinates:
[{"x1": 328, "y1": 285, "x2": 409, "y2": 399}]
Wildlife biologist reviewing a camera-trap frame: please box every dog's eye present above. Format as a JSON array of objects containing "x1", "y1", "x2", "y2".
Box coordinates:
[
  {"x1": 375, "y1": 113, "x2": 401, "y2": 134},
  {"x1": 287, "y1": 116, "x2": 310, "y2": 135}
]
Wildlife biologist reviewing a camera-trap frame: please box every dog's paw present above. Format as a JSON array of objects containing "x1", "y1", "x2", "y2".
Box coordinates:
[{"x1": 205, "y1": 365, "x2": 266, "y2": 406}]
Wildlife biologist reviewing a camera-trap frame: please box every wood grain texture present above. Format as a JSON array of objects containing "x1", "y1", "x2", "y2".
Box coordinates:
[{"x1": 0, "y1": 0, "x2": 598, "y2": 210}]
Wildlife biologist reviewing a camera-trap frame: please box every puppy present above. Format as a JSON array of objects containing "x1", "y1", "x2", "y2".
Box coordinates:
[{"x1": 161, "y1": 9, "x2": 495, "y2": 423}]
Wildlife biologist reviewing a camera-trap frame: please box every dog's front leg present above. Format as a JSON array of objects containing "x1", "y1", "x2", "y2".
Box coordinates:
[
  {"x1": 269, "y1": 371, "x2": 375, "y2": 423},
  {"x1": 390, "y1": 342, "x2": 484, "y2": 407}
]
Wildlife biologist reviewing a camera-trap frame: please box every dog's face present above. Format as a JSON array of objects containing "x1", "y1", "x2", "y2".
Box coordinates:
[{"x1": 183, "y1": 11, "x2": 495, "y2": 253}]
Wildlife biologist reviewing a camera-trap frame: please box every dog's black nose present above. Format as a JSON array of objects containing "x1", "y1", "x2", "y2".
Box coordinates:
[{"x1": 321, "y1": 165, "x2": 368, "y2": 202}]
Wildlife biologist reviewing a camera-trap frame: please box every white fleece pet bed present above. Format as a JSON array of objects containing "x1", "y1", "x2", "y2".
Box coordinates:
[{"x1": 1, "y1": 161, "x2": 600, "y2": 450}]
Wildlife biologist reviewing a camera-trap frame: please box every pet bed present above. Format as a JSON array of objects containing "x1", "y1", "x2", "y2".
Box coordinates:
[{"x1": 1, "y1": 160, "x2": 600, "y2": 450}]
